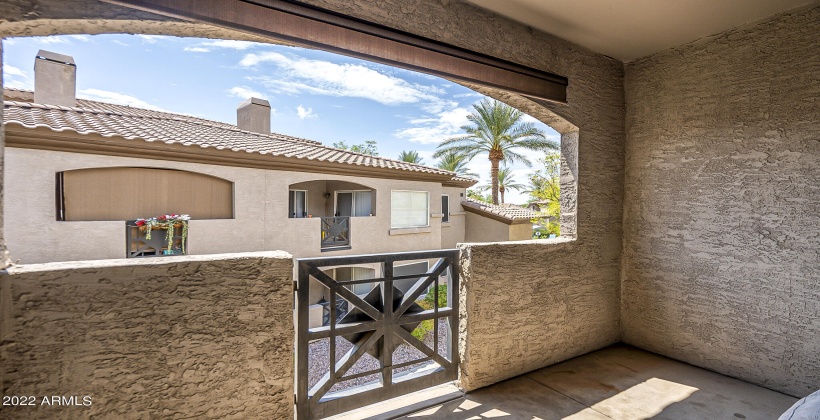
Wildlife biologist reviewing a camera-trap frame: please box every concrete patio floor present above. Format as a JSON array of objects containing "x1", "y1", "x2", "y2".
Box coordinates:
[{"x1": 401, "y1": 345, "x2": 798, "y2": 420}]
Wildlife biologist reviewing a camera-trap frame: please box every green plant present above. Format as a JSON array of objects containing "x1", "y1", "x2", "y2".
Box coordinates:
[
  {"x1": 434, "y1": 99, "x2": 556, "y2": 204},
  {"x1": 135, "y1": 213, "x2": 190, "y2": 254},
  {"x1": 411, "y1": 285, "x2": 448, "y2": 341}
]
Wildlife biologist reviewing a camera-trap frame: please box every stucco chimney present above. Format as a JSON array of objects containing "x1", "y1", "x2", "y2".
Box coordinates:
[
  {"x1": 237, "y1": 98, "x2": 271, "y2": 134},
  {"x1": 34, "y1": 50, "x2": 76, "y2": 107}
]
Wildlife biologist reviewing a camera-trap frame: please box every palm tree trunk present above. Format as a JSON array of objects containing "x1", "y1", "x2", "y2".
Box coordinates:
[
  {"x1": 500, "y1": 185, "x2": 505, "y2": 203},
  {"x1": 490, "y1": 157, "x2": 500, "y2": 204}
]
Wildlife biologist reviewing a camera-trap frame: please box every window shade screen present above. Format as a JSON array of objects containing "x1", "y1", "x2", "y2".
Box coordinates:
[
  {"x1": 61, "y1": 167, "x2": 233, "y2": 221},
  {"x1": 441, "y1": 195, "x2": 449, "y2": 222},
  {"x1": 289, "y1": 190, "x2": 306, "y2": 218},
  {"x1": 353, "y1": 191, "x2": 372, "y2": 217},
  {"x1": 391, "y1": 191, "x2": 428, "y2": 228}
]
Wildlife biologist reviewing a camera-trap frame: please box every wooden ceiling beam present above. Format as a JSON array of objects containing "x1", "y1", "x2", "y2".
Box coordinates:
[{"x1": 101, "y1": 0, "x2": 567, "y2": 103}]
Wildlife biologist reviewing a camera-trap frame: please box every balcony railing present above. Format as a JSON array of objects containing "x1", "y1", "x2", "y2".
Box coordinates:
[
  {"x1": 126, "y1": 221, "x2": 187, "y2": 258},
  {"x1": 321, "y1": 216, "x2": 350, "y2": 251},
  {"x1": 295, "y1": 249, "x2": 460, "y2": 419}
]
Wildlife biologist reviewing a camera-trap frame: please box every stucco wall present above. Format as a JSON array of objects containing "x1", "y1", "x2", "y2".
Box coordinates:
[
  {"x1": 0, "y1": 252, "x2": 294, "y2": 419},
  {"x1": 303, "y1": 0, "x2": 626, "y2": 392},
  {"x1": 509, "y1": 223, "x2": 533, "y2": 241},
  {"x1": 440, "y1": 186, "x2": 466, "y2": 249},
  {"x1": 4, "y1": 147, "x2": 463, "y2": 263},
  {"x1": 621, "y1": 5, "x2": 820, "y2": 397},
  {"x1": 464, "y1": 212, "x2": 512, "y2": 243},
  {"x1": 0, "y1": 0, "x2": 626, "y2": 398},
  {"x1": 459, "y1": 238, "x2": 618, "y2": 391}
]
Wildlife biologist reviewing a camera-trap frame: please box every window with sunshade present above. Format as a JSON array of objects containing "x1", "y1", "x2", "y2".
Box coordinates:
[
  {"x1": 56, "y1": 167, "x2": 234, "y2": 221},
  {"x1": 391, "y1": 190, "x2": 429, "y2": 228}
]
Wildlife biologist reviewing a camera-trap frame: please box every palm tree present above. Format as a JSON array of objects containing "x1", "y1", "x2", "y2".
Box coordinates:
[
  {"x1": 434, "y1": 99, "x2": 557, "y2": 204},
  {"x1": 398, "y1": 150, "x2": 423, "y2": 164},
  {"x1": 435, "y1": 151, "x2": 478, "y2": 178},
  {"x1": 478, "y1": 167, "x2": 525, "y2": 203}
]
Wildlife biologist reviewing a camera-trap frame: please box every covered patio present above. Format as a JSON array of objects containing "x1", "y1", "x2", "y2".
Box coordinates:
[{"x1": 0, "y1": 0, "x2": 817, "y2": 419}]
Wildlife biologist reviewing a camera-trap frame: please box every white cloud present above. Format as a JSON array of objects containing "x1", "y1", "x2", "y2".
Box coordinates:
[
  {"x1": 78, "y1": 88, "x2": 166, "y2": 111},
  {"x1": 240, "y1": 51, "x2": 449, "y2": 108},
  {"x1": 137, "y1": 35, "x2": 163, "y2": 44},
  {"x1": 4, "y1": 65, "x2": 28, "y2": 79},
  {"x1": 201, "y1": 40, "x2": 258, "y2": 50},
  {"x1": 297, "y1": 105, "x2": 317, "y2": 119},
  {"x1": 4, "y1": 79, "x2": 29, "y2": 90},
  {"x1": 37, "y1": 36, "x2": 70, "y2": 45},
  {"x1": 69, "y1": 35, "x2": 91, "y2": 42},
  {"x1": 112, "y1": 39, "x2": 130, "y2": 47},
  {"x1": 227, "y1": 86, "x2": 266, "y2": 100},
  {"x1": 3, "y1": 65, "x2": 31, "y2": 90},
  {"x1": 394, "y1": 106, "x2": 471, "y2": 145},
  {"x1": 184, "y1": 39, "x2": 260, "y2": 53}
]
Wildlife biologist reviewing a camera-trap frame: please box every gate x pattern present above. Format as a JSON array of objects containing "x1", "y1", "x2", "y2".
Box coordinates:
[{"x1": 295, "y1": 250, "x2": 459, "y2": 419}]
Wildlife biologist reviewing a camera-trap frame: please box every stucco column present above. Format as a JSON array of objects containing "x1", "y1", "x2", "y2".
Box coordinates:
[{"x1": 0, "y1": 39, "x2": 9, "y2": 268}]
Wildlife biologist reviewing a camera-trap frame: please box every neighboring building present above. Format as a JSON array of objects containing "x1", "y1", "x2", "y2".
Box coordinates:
[
  {"x1": 0, "y1": 50, "x2": 527, "y2": 265},
  {"x1": 461, "y1": 198, "x2": 536, "y2": 242}
]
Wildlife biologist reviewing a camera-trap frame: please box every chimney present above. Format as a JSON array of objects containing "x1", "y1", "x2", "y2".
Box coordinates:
[
  {"x1": 34, "y1": 50, "x2": 76, "y2": 107},
  {"x1": 237, "y1": 97, "x2": 271, "y2": 134}
]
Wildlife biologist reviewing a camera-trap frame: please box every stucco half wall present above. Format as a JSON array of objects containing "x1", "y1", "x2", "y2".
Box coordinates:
[
  {"x1": 458, "y1": 238, "x2": 619, "y2": 391},
  {"x1": 0, "y1": 251, "x2": 294, "y2": 419},
  {"x1": 0, "y1": 0, "x2": 625, "y2": 399},
  {"x1": 621, "y1": 5, "x2": 820, "y2": 397}
]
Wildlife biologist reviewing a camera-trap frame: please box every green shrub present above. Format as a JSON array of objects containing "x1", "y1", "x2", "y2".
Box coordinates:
[{"x1": 411, "y1": 285, "x2": 448, "y2": 341}]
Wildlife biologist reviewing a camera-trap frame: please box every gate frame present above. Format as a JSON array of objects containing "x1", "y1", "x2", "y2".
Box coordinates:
[{"x1": 295, "y1": 249, "x2": 460, "y2": 419}]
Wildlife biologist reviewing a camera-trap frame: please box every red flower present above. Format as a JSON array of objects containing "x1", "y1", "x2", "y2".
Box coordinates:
[
  {"x1": 135, "y1": 220, "x2": 145, "y2": 226},
  {"x1": 157, "y1": 215, "x2": 167, "y2": 221}
]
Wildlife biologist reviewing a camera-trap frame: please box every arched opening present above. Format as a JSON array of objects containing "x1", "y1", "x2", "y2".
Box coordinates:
[{"x1": 287, "y1": 180, "x2": 376, "y2": 219}]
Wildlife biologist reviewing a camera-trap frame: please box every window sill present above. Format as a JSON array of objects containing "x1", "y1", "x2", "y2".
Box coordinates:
[
  {"x1": 441, "y1": 222, "x2": 451, "y2": 227},
  {"x1": 389, "y1": 226, "x2": 432, "y2": 236}
]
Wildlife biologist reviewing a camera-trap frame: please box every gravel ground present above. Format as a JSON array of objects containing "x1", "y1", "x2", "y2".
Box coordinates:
[{"x1": 308, "y1": 319, "x2": 450, "y2": 393}]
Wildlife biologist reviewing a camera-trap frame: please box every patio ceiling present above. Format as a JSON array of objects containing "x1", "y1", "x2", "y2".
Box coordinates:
[{"x1": 464, "y1": 0, "x2": 817, "y2": 61}]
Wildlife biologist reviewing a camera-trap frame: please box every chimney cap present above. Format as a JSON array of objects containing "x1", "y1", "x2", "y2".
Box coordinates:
[
  {"x1": 36, "y1": 49, "x2": 76, "y2": 66},
  {"x1": 238, "y1": 97, "x2": 270, "y2": 108}
]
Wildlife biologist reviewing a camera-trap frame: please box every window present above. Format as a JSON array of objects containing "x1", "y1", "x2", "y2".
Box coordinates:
[
  {"x1": 441, "y1": 195, "x2": 450, "y2": 223},
  {"x1": 391, "y1": 191, "x2": 429, "y2": 228},
  {"x1": 334, "y1": 266, "x2": 376, "y2": 295},
  {"x1": 57, "y1": 167, "x2": 233, "y2": 221},
  {"x1": 289, "y1": 190, "x2": 307, "y2": 218},
  {"x1": 335, "y1": 191, "x2": 372, "y2": 217}
]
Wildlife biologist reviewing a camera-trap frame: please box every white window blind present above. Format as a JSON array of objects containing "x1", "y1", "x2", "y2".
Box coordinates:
[
  {"x1": 391, "y1": 191, "x2": 429, "y2": 228},
  {"x1": 289, "y1": 190, "x2": 307, "y2": 218},
  {"x1": 353, "y1": 191, "x2": 372, "y2": 217}
]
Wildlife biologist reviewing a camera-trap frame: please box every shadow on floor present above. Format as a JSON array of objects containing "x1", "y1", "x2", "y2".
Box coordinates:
[{"x1": 403, "y1": 344, "x2": 797, "y2": 420}]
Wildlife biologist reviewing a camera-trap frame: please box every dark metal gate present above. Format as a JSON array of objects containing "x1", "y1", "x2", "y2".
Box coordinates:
[{"x1": 295, "y1": 250, "x2": 459, "y2": 419}]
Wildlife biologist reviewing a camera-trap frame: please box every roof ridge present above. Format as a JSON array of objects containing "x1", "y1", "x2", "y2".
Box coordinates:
[{"x1": 3, "y1": 90, "x2": 472, "y2": 182}]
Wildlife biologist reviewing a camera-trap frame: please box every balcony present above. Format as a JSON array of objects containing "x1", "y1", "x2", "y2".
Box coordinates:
[{"x1": 320, "y1": 216, "x2": 351, "y2": 251}]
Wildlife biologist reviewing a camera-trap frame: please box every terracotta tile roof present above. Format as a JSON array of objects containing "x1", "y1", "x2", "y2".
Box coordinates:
[
  {"x1": 3, "y1": 88, "x2": 477, "y2": 185},
  {"x1": 461, "y1": 197, "x2": 537, "y2": 222}
]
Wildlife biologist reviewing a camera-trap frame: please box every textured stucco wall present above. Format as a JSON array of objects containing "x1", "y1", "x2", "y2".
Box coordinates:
[
  {"x1": 4, "y1": 147, "x2": 460, "y2": 263},
  {"x1": 0, "y1": 0, "x2": 626, "y2": 397},
  {"x1": 459, "y1": 238, "x2": 619, "y2": 391},
  {"x1": 440, "y1": 186, "x2": 466, "y2": 249},
  {"x1": 302, "y1": 0, "x2": 625, "y2": 392},
  {"x1": 622, "y1": 5, "x2": 820, "y2": 397},
  {"x1": 0, "y1": 252, "x2": 294, "y2": 419},
  {"x1": 464, "y1": 212, "x2": 512, "y2": 243}
]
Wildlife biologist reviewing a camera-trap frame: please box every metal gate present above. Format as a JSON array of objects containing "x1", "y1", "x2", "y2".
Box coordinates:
[{"x1": 295, "y1": 250, "x2": 459, "y2": 419}]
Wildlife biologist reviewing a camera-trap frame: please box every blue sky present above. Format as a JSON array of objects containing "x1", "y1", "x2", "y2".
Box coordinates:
[{"x1": 3, "y1": 34, "x2": 558, "y2": 204}]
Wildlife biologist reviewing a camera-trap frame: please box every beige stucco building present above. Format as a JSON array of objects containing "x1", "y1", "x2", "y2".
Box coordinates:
[{"x1": 2, "y1": 56, "x2": 495, "y2": 264}]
